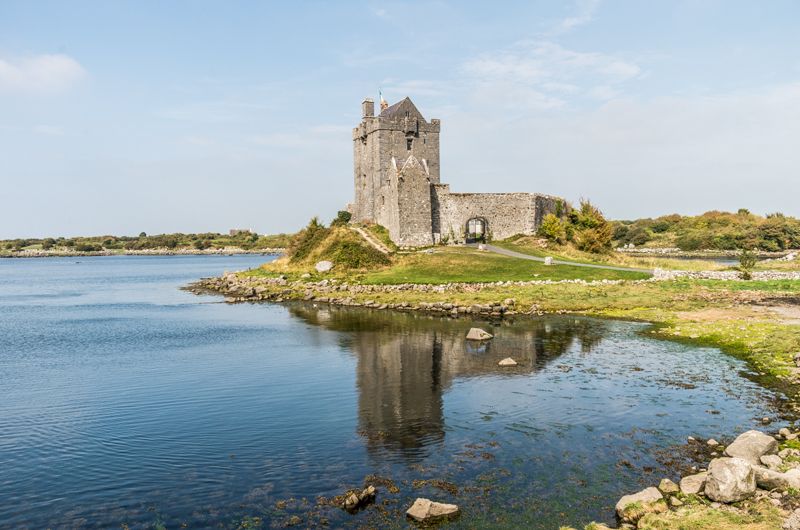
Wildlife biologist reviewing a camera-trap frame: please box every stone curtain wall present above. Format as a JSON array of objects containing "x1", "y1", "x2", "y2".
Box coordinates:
[{"x1": 432, "y1": 185, "x2": 562, "y2": 243}]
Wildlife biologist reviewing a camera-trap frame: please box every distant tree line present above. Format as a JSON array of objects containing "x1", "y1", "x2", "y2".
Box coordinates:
[
  {"x1": 1, "y1": 231, "x2": 294, "y2": 252},
  {"x1": 611, "y1": 210, "x2": 800, "y2": 251}
]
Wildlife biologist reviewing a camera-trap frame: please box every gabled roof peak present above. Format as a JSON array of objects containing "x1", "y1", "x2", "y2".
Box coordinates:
[{"x1": 379, "y1": 96, "x2": 426, "y2": 121}]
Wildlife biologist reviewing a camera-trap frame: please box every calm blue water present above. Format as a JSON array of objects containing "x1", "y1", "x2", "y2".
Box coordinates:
[{"x1": 0, "y1": 255, "x2": 785, "y2": 529}]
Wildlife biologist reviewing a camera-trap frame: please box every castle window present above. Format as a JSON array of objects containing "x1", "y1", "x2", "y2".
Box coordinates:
[{"x1": 406, "y1": 139, "x2": 412, "y2": 150}]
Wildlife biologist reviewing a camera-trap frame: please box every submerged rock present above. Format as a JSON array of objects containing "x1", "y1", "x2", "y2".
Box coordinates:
[
  {"x1": 466, "y1": 328, "x2": 493, "y2": 341},
  {"x1": 680, "y1": 472, "x2": 707, "y2": 495},
  {"x1": 724, "y1": 430, "x2": 778, "y2": 465},
  {"x1": 705, "y1": 457, "x2": 756, "y2": 503},
  {"x1": 498, "y1": 357, "x2": 517, "y2": 367},
  {"x1": 343, "y1": 485, "x2": 376, "y2": 512},
  {"x1": 406, "y1": 498, "x2": 459, "y2": 523},
  {"x1": 615, "y1": 487, "x2": 665, "y2": 524}
]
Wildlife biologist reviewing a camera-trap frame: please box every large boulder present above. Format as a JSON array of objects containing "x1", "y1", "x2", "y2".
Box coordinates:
[
  {"x1": 406, "y1": 498, "x2": 459, "y2": 523},
  {"x1": 754, "y1": 467, "x2": 800, "y2": 491},
  {"x1": 498, "y1": 357, "x2": 517, "y2": 367},
  {"x1": 704, "y1": 457, "x2": 756, "y2": 503},
  {"x1": 615, "y1": 487, "x2": 665, "y2": 524},
  {"x1": 315, "y1": 260, "x2": 334, "y2": 273},
  {"x1": 680, "y1": 472, "x2": 707, "y2": 495},
  {"x1": 724, "y1": 430, "x2": 778, "y2": 465},
  {"x1": 466, "y1": 328, "x2": 493, "y2": 341}
]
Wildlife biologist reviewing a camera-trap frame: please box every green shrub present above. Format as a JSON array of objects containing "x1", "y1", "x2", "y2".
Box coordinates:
[
  {"x1": 75, "y1": 243, "x2": 102, "y2": 252},
  {"x1": 737, "y1": 248, "x2": 757, "y2": 280},
  {"x1": 325, "y1": 239, "x2": 389, "y2": 268},
  {"x1": 331, "y1": 210, "x2": 352, "y2": 226},
  {"x1": 623, "y1": 226, "x2": 652, "y2": 246},
  {"x1": 569, "y1": 200, "x2": 612, "y2": 253},
  {"x1": 288, "y1": 218, "x2": 331, "y2": 262},
  {"x1": 538, "y1": 213, "x2": 566, "y2": 244}
]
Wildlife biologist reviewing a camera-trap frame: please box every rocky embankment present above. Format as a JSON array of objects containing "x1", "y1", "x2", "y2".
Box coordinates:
[
  {"x1": 654, "y1": 269, "x2": 800, "y2": 281},
  {"x1": 186, "y1": 272, "x2": 651, "y2": 317},
  {"x1": 610, "y1": 428, "x2": 800, "y2": 529},
  {"x1": 617, "y1": 247, "x2": 794, "y2": 259},
  {"x1": 1, "y1": 247, "x2": 285, "y2": 258}
]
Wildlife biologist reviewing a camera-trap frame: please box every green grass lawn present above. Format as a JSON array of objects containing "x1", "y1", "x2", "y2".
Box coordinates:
[
  {"x1": 492, "y1": 239, "x2": 727, "y2": 272},
  {"x1": 360, "y1": 247, "x2": 650, "y2": 284}
]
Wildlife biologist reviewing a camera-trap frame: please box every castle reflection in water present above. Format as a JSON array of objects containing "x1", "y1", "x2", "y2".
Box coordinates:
[{"x1": 288, "y1": 304, "x2": 607, "y2": 461}]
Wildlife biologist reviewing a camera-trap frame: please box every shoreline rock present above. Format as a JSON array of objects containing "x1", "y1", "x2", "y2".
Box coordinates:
[{"x1": 406, "y1": 498, "x2": 459, "y2": 523}]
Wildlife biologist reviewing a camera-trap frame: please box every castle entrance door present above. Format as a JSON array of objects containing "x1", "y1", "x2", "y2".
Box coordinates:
[{"x1": 466, "y1": 218, "x2": 487, "y2": 243}]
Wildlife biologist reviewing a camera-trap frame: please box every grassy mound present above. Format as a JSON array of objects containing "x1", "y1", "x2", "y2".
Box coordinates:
[{"x1": 272, "y1": 220, "x2": 390, "y2": 272}]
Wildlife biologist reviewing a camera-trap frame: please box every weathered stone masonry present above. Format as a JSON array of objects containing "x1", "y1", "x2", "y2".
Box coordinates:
[{"x1": 351, "y1": 96, "x2": 564, "y2": 247}]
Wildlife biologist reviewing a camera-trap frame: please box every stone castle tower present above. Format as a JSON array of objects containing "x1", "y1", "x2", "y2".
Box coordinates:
[
  {"x1": 352, "y1": 96, "x2": 563, "y2": 247},
  {"x1": 353, "y1": 97, "x2": 441, "y2": 246}
]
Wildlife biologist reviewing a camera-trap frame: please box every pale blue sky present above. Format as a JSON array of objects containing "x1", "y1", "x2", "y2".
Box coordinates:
[{"x1": 2, "y1": 1, "x2": 799, "y2": 237}]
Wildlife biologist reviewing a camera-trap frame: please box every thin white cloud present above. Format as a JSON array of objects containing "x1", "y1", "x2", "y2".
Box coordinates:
[
  {"x1": 381, "y1": 79, "x2": 447, "y2": 98},
  {"x1": 0, "y1": 54, "x2": 85, "y2": 94},
  {"x1": 248, "y1": 133, "x2": 304, "y2": 148},
  {"x1": 550, "y1": 0, "x2": 600, "y2": 35},
  {"x1": 33, "y1": 124, "x2": 65, "y2": 136},
  {"x1": 442, "y1": 82, "x2": 800, "y2": 218},
  {"x1": 461, "y1": 41, "x2": 641, "y2": 107},
  {"x1": 310, "y1": 124, "x2": 352, "y2": 134}
]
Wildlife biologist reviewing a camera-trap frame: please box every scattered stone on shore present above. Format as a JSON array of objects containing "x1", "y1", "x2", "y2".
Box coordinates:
[
  {"x1": 657, "y1": 478, "x2": 680, "y2": 495},
  {"x1": 785, "y1": 508, "x2": 800, "y2": 530},
  {"x1": 723, "y1": 430, "x2": 778, "y2": 465},
  {"x1": 466, "y1": 328, "x2": 493, "y2": 341},
  {"x1": 707, "y1": 438, "x2": 719, "y2": 447},
  {"x1": 781, "y1": 448, "x2": 800, "y2": 459},
  {"x1": 754, "y1": 466, "x2": 800, "y2": 491},
  {"x1": 704, "y1": 457, "x2": 756, "y2": 503},
  {"x1": 761, "y1": 454, "x2": 784, "y2": 470},
  {"x1": 763, "y1": 417, "x2": 773, "y2": 424},
  {"x1": 615, "y1": 487, "x2": 665, "y2": 524},
  {"x1": 405, "y1": 498, "x2": 459, "y2": 523},
  {"x1": 679, "y1": 471, "x2": 707, "y2": 495},
  {"x1": 343, "y1": 485, "x2": 376, "y2": 512},
  {"x1": 498, "y1": 357, "x2": 517, "y2": 367},
  {"x1": 315, "y1": 260, "x2": 334, "y2": 273},
  {"x1": 668, "y1": 496, "x2": 684, "y2": 507}
]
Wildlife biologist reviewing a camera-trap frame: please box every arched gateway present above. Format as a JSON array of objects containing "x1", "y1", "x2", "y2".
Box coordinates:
[{"x1": 465, "y1": 218, "x2": 487, "y2": 243}]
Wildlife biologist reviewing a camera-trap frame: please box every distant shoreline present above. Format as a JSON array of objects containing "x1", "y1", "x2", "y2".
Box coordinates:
[{"x1": 0, "y1": 248, "x2": 286, "y2": 259}]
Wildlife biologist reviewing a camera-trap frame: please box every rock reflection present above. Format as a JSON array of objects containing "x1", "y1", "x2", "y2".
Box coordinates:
[{"x1": 287, "y1": 304, "x2": 608, "y2": 460}]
